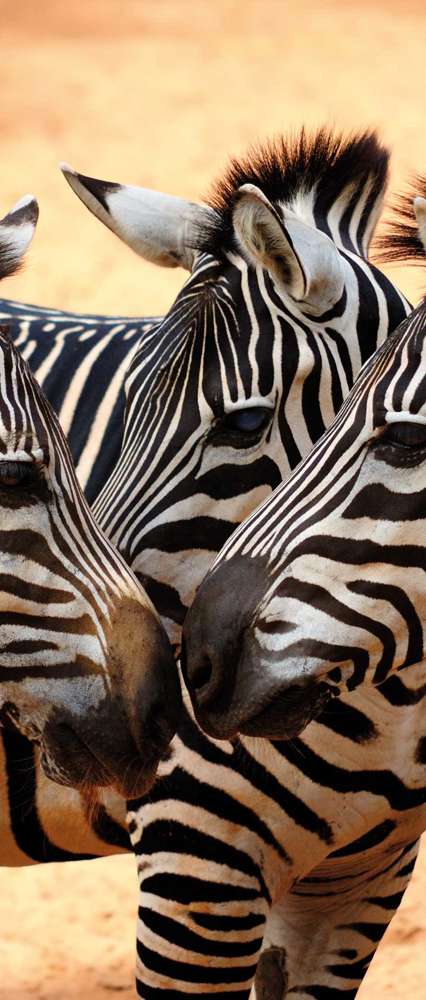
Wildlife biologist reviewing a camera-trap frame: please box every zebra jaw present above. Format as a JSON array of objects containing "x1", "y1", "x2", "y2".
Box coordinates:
[{"x1": 237, "y1": 680, "x2": 337, "y2": 740}]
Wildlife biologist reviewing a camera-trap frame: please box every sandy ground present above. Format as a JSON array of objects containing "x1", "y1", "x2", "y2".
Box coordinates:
[{"x1": 0, "y1": 0, "x2": 425, "y2": 996}]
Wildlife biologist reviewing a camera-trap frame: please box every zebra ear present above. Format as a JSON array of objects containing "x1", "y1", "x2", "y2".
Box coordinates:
[
  {"x1": 60, "y1": 164, "x2": 214, "y2": 271},
  {"x1": 232, "y1": 184, "x2": 345, "y2": 313},
  {"x1": 414, "y1": 197, "x2": 426, "y2": 253},
  {"x1": 0, "y1": 195, "x2": 39, "y2": 280}
]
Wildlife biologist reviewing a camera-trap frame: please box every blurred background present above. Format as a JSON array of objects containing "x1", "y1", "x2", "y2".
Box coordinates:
[
  {"x1": 2, "y1": 0, "x2": 426, "y2": 315},
  {"x1": 0, "y1": 1, "x2": 425, "y2": 996}
]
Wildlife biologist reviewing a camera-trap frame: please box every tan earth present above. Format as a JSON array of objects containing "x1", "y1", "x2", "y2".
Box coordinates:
[{"x1": 0, "y1": 0, "x2": 425, "y2": 996}]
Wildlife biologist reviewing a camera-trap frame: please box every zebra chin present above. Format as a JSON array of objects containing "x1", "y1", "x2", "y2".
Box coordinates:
[
  {"x1": 0, "y1": 603, "x2": 182, "y2": 799},
  {"x1": 191, "y1": 678, "x2": 336, "y2": 742},
  {"x1": 38, "y1": 729, "x2": 161, "y2": 799},
  {"x1": 0, "y1": 698, "x2": 171, "y2": 799}
]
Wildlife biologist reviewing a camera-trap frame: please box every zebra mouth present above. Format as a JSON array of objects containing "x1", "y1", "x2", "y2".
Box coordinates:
[
  {"x1": 40, "y1": 742, "x2": 111, "y2": 790},
  {"x1": 239, "y1": 681, "x2": 335, "y2": 740},
  {"x1": 1, "y1": 702, "x2": 166, "y2": 800},
  {"x1": 40, "y1": 723, "x2": 158, "y2": 799}
]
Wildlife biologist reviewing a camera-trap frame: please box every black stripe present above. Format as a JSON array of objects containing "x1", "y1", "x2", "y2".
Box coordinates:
[
  {"x1": 141, "y1": 872, "x2": 259, "y2": 905},
  {"x1": 367, "y1": 890, "x2": 406, "y2": 911},
  {"x1": 137, "y1": 939, "x2": 257, "y2": 984},
  {"x1": 326, "y1": 949, "x2": 375, "y2": 981},
  {"x1": 276, "y1": 738, "x2": 425, "y2": 810},
  {"x1": 191, "y1": 911, "x2": 265, "y2": 932},
  {"x1": 329, "y1": 819, "x2": 395, "y2": 857},
  {"x1": 137, "y1": 984, "x2": 249, "y2": 1000},
  {"x1": 2, "y1": 729, "x2": 95, "y2": 862},
  {"x1": 139, "y1": 907, "x2": 262, "y2": 958},
  {"x1": 341, "y1": 921, "x2": 387, "y2": 943},
  {"x1": 137, "y1": 819, "x2": 266, "y2": 894},
  {"x1": 0, "y1": 575, "x2": 73, "y2": 605},
  {"x1": 317, "y1": 700, "x2": 377, "y2": 743},
  {"x1": 378, "y1": 675, "x2": 426, "y2": 706}
]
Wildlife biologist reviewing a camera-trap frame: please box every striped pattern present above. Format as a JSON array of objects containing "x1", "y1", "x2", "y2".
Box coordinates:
[
  {"x1": 183, "y1": 253, "x2": 426, "y2": 993},
  {"x1": 0, "y1": 132, "x2": 414, "y2": 992},
  {"x1": 0, "y1": 323, "x2": 179, "y2": 860},
  {"x1": 0, "y1": 299, "x2": 158, "y2": 501},
  {"x1": 93, "y1": 248, "x2": 407, "y2": 650}
]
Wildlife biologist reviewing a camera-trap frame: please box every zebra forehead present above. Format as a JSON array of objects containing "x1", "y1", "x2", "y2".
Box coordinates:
[{"x1": 191, "y1": 128, "x2": 389, "y2": 255}]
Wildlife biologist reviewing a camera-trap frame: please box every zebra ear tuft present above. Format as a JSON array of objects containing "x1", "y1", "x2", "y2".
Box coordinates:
[
  {"x1": 60, "y1": 164, "x2": 212, "y2": 270},
  {"x1": 0, "y1": 195, "x2": 39, "y2": 280},
  {"x1": 414, "y1": 196, "x2": 426, "y2": 253},
  {"x1": 232, "y1": 184, "x2": 345, "y2": 314}
]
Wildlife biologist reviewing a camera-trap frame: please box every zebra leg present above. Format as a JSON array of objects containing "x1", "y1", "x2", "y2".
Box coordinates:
[
  {"x1": 254, "y1": 838, "x2": 419, "y2": 999},
  {"x1": 129, "y1": 800, "x2": 270, "y2": 998},
  {"x1": 133, "y1": 847, "x2": 269, "y2": 998}
]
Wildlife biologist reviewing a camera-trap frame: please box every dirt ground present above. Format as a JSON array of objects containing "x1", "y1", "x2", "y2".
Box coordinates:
[{"x1": 0, "y1": 0, "x2": 425, "y2": 996}]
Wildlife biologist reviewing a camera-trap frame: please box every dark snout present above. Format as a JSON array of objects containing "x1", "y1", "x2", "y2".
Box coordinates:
[
  {"x1": 182, "y1": 554, "x2": 271, "y2": 738},
  {"x1": 43, "y1": 605, "x2": 181, "y2": 798},
  {"x1": 182, "y1": 555, "x2": 332, "y2": 741}
]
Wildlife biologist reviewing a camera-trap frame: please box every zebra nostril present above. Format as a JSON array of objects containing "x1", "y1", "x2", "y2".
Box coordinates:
[{"x1": 192, "y1": 655, "x2": 214, "y2": 694}]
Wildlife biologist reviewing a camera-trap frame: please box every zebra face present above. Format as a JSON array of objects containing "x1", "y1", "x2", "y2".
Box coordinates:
[
  {"x1": 0, "y1": 332, "x2": 180, "y2": 798},
  {"x1": 0, "y1": 192, "x2": 180, "y2": 798},
  {"x1": 93, "y1": 245, "x2": 407, "y2": 651},
  {"x1": 79, "y1": 131, "x2": 409, "y2": 651},
  {"x1": 182, "y1": 301, "x2": 426, "y2": 741}
]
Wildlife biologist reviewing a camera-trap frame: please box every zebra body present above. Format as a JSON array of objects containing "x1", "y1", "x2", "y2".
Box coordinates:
[
  {"x1": 131, "y1": 695, "x2": 422, "y2": 998},
  {"x1": 0, "y1": 196, "x2": 181, "y2": 864},
  {"x1": 183, "y1": 195, "x2": 426, "y2": 996},
  {"x1": 0, "y1": 130, "x2": 415, "y2": 994},
  {"x1": 0, "y1": 298, "x2": 158, "y2": 502}
]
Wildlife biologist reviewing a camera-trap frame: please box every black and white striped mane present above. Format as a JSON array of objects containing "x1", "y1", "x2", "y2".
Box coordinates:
[
  {"x1": 375, "y1": 174, "x2": 426, "y2": 265},
  {"x1": 193, "y1": 128, "x2": 389, "y2": 256}
]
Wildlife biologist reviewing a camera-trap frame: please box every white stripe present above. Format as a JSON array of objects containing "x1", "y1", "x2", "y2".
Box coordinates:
[{"x1": 386, "y1": 410, "x2": 426, "y2": 425}]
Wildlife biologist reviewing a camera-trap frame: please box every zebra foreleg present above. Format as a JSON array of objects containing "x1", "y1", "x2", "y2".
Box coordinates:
[
  {"x1": 129, "y1": 797, "x2": 270, "y2": 998},
  {"x1": 255, "y1": 838, "x2": 419, "y2": 999},
  {"x1": 127, "y1": 720, "x2": 286, "y2": 998},
  {"x1": 134, "y1": 857, "x2": 268, "y2": 997}
]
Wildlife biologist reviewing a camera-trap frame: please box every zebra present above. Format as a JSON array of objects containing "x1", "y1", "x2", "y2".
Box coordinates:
[
  {"x1": 60, "y1": 129, "x2": 407, "y2": 649},
  {"x1": 0, "y1": 192, "x2": 181, "y2": 858},
  {"x1": 0, "y1": 129, "x2": 413, "y2": 979},
  {"x1": 182, "y1": 187, "x2": 426, "y2": 999}
]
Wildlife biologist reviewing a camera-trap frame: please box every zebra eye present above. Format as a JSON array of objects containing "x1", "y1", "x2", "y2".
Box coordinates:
[
  {"x1": 0, "y1": 461, "x2": 39, "y2": 488},
  {"x1": 223, "y1": 408, "x2": 272, "y2": 433},
  {"x1": 210, "y1": 406, "x2": 273, "y2": 448},
  {"x1": 375, "y1": 421, "x2": 426, "y2": 468},
  {"x1": 382, "y1": 422, "x2": 426, "y2": 449}
]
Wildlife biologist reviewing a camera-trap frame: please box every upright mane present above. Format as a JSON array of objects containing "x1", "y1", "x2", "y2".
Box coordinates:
[
  {"x1": 194, "y1": 128, "x2": 389, "y2": 258},
  {"x1": 374, "y1": 174, "x2": 426, "y2": 265}
]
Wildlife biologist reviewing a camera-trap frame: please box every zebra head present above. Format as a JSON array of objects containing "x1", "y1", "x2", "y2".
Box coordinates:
[
  {"x1": 0, "y1": 198, "x2": 180, "y2": 797},
  {"x1": 182, "y1": 187, "x2": 426, "y2": 742},
  {"x1": 63, "y1": 130, "x2": 408, "y2": 649}
]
